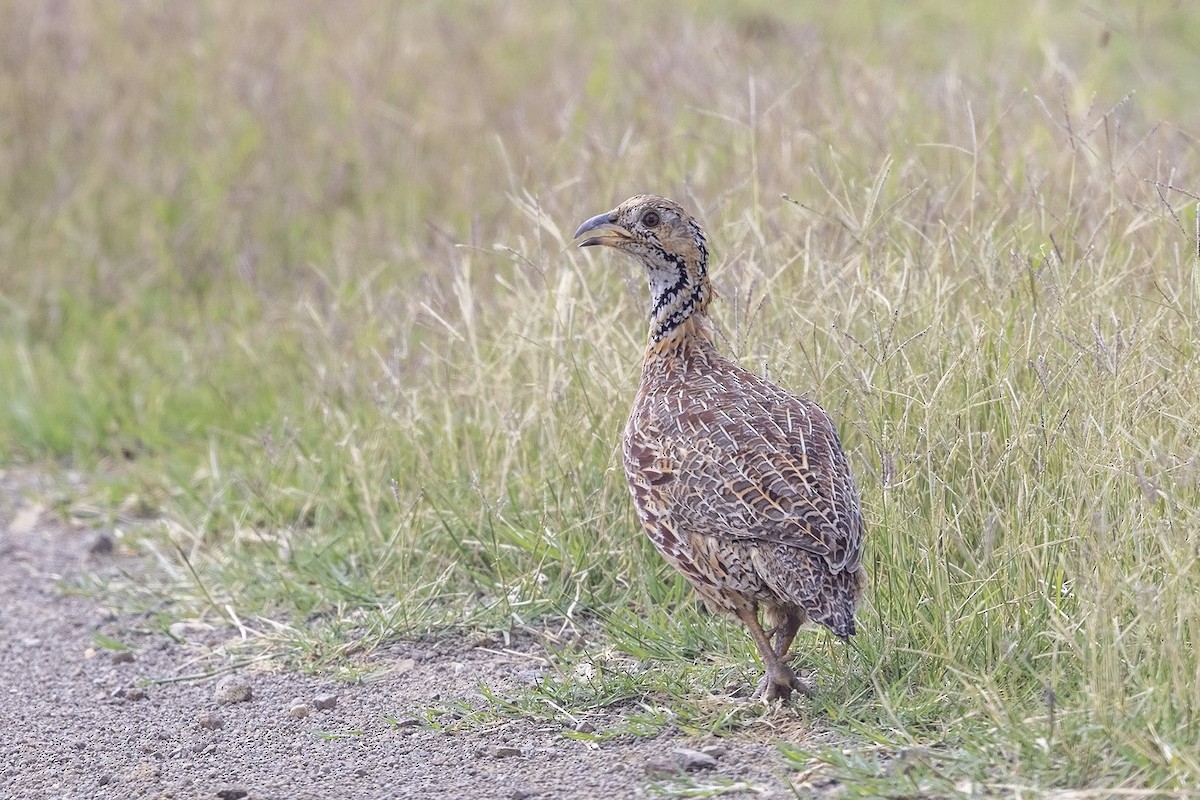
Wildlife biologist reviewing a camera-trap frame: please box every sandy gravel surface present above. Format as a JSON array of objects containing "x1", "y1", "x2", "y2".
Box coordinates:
[{"x1": 0, "y1": 469, "x2": 827, "y2": 799}]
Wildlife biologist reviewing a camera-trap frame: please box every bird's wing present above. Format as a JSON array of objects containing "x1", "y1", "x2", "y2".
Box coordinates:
[{"x1": 629, "y1": 377, "x2": 863, "y2": 573}]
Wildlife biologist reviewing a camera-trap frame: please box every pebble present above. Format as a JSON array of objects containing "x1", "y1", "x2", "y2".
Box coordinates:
[
  {"x1": 288, "y1": 701, "x2": 310, "y2": 719},
  {"x1": 644, "y1": 757, "x2": 678, "y2": 779},
  {"x1": 674, "y1": 747, "x2": 719, "y2": 771},
  {"x1": 312, "y1": 693, "x2": 338, "y2": 711},
  {"x1": 572, "y1": 720, "x2": 595, "y2": 734},
  {"x1": 516, "y1": 672, "x2": 545, "y2": 686},
  {"x1": 213, "y1": 675, "x2": 252, "y2": 705},
  {"x1": 111, "y1": 650, "x2": 136, "y2": 665},
  {"x1": 127, "y1": 762, "x2": 161, "y2": 781},
  {"x1": 168, "y1": 621, "x2": 215, "y2": 642},
  {"x1": 88, "y1": 531, "x2": 115, "y2": 556},
  {"x1": 483, "y1": 745, "x2": 523, "y2": 759},
  {"x1": 216, "y1": 790, "x2": 248, "y2": 800},
  {"x1": 197, "y1": 711, "x2": 224, "y2": 730}
]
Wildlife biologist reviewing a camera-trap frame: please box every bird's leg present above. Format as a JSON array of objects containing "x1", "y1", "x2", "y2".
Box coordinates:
[
  {"x1": 765, "y1": 609, "x2": 815, "y2": 697},
  {"x1": 763, "y1": 606, "x2": 804, "y2": 659},
  {"x1": 771, "y1": 609, "x2": 804, "y2": 660},
  {"x1": 734, "y1": 605, "x2": 810, "y2": 702}
]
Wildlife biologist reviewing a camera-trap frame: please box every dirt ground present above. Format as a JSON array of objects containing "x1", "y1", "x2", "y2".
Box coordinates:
[{"x1": 0, "y1": 468, "x2": 835, "y2": 799}]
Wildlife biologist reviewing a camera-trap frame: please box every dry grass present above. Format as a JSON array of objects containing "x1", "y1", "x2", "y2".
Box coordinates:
[{"x1": 2, "y1": 1, "x2": 1198, "y2": 793}]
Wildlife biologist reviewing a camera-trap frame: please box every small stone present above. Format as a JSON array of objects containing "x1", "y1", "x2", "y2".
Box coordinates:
[
  {"x1": 572, "y1": 720, "x2": 595, "y2": 734},
  {"x1": 700, "y1": 744, "x2": 727, "y2": 758},
  {"x1": 97, "y1": 775, "x2": 114, "y2": 786},
  {"x1": 288, "y1": 702, "x2": 310, "y2": 719},
  {"x1": 312, "y1": 693, "x2": 338, "y2": 711},
  {"x1": 168, "y1": 621, "x2": 215, "y2": 642},
  {"x1": 110, "y1": 685, "x2": 148, "y2": 702},
  {"x1": 213, "y1": 675, "x2": 251, "y2": 705},
  {"x1": 197, "y1": 711, "x2": 224, "y2": 730},
  {"x1": 216, "y1": 790, "x2": 248, "y2": 800},
  {"x1": 111, "y1": 650, "x2": 136, "y2": 665},
  {"x1": 127, "y1": 762, "x2": 161, "y2": 781},
  {"x1": 644, "y1": 757, "x2": 678, "y2": 779},
  {"x1": 673, "y1": 747, "x2": 718, "y2": 771},
  {"x1": 88, "y1": 532, "x2": 115, "y2": 556},
  {"x1": 511, "y1": 789, "x2": 535, "y2": 800},
  {"x1": 515, "y1": 669, "x2": 544, "y2": 685},
  {"x1": 490, "y1": 745, "x2": 523, "y2": 759}
]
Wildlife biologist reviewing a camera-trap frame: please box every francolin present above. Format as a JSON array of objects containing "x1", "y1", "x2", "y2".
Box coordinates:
[{"x1": 574, "y1": 195, "x2": 866, "y2": 700}]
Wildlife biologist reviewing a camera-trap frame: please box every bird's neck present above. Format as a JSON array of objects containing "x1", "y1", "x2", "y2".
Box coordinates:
[
  {"x1": 645, "y1": 262, "x2": 713, "y2": 348},
  {"x1": 645, "y1": 314, "x2": 716, "y2": 358}
]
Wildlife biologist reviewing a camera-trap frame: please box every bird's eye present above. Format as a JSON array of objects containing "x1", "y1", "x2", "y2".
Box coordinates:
[{"x1": 641, "y1": 210, "x2": 661, "y2": 227}]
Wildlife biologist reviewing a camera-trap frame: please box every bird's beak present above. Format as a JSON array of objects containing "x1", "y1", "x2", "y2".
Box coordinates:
[{"x1": 573, "y1": 210, "x2": 629, "y2": 248}]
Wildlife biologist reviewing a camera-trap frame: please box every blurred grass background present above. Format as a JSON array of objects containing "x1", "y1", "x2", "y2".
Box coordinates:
[{"x1": 2, "y1": 0, "x2": 1199, "y2": 792}]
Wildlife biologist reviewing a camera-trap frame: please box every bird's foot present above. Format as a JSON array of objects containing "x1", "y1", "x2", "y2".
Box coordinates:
[{"x1": 751, "y1": 664, "x2": 814, "y2": 702}]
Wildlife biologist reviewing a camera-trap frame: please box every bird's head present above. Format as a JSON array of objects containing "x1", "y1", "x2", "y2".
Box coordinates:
[
  {"x1": 573, "y1": 195, "x2": 712, "y2": 341},
  {"x1": 573, "y1": 194, "x2": 708, "y2": 277}
]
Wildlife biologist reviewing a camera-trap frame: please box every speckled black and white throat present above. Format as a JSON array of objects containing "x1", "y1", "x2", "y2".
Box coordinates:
[{"x1": 647, "y1": 219, "x2": 709, "y2": 343}]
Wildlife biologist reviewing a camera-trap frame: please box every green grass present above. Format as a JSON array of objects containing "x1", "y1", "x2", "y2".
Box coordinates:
[{"x1": 3, "y1": 1, "x2": 1200, "y2": 794}]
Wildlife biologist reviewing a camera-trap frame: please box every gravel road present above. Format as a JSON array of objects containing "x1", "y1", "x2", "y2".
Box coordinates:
[{"x1": 0, "y1": 469, "x2": 822, "y2": 799}]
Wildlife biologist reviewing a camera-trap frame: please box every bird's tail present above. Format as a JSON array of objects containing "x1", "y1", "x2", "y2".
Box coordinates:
[
  {"x1": 814, "y1": 565, "x2": 865, "y2": 639},
  {"x1": 758, "y1": 547, "x2": 864, "y2": 640}
]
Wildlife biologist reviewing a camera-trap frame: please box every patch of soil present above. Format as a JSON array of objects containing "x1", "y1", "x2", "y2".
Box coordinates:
[{"x1": 0, "y1": 468, "x2": 826, "y2": 799}]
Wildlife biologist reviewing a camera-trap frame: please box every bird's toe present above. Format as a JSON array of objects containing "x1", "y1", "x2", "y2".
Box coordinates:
[{"x1": 753, "y1": 665, "x2": 813, "y2": 702}]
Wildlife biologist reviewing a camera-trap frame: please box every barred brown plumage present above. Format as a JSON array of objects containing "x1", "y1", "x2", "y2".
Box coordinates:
[{"x1": 574, "y1": 195, "x2": 866, "y2": 701}]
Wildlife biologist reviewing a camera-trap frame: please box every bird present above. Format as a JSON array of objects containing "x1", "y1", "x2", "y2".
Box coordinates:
[{"x1": 573, "y1": 195, "x2": 866, "y2": 701}]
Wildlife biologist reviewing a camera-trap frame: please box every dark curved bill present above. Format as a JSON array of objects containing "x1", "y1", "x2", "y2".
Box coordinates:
[{"x1": 573, "y1": 210, "x2": 629, "y2": 247}]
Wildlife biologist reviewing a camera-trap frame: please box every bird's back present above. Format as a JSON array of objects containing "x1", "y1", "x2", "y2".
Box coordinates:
[{"x1": 623, "y1": 328, "x2": 865, "y2": 636}]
